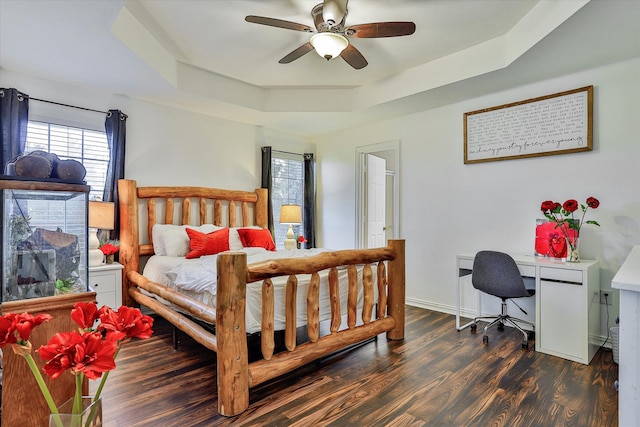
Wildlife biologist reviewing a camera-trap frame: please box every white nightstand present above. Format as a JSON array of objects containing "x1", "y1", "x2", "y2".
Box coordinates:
[{"x1": 88, "y1": 262, "x2": 123, "y2": 308}]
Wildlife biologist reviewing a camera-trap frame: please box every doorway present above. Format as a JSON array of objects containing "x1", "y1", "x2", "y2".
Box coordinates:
[{"x1": 356, "y1": 141, "x2": 400, "y2": 249}]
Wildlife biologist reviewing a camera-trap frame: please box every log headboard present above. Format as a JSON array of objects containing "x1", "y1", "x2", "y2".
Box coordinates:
[{"x1": 117, "y1": 179, "x2": 268, "y2": 306}]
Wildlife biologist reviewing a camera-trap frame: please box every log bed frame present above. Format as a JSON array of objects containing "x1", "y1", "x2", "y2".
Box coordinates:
[{"x1": 117, "y1": 179, "x2": 405, "y2": 416}]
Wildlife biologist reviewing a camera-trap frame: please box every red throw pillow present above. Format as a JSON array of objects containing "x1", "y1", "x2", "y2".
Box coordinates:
[
  {"x1": 185, "y1": 227, "x2": 230, "y2": 259},
  {"x1": 237, "y1": 228, "x2": 276, "y2": 251}
]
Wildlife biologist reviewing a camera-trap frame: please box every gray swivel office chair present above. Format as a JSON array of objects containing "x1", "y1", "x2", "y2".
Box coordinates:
[{"x1": 470, "y1": 250, "x2": 535, "y2": 348}]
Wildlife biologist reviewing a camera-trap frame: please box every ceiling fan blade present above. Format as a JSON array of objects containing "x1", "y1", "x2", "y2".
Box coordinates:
[
  {"x1": 345, "y1": 22, "x2": 416, "y2": 38},
  {"x1": 322, "y1": 0, "x2": 348, "y2": 25},
  {"x1": 340, "y1": 44, "x2": 368, "y2": 69},
  {"x1": 279, "y1": 43, "x2": 315, "y2": 64},
  {"x1": 245, "y1": 15, "x2": 314, "y2": 33}
]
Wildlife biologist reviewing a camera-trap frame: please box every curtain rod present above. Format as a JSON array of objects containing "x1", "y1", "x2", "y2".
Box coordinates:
[
  {"x1": 273, "y1": 149, "x2": 304, "y2": 157},
  {"x1": 29, "y1": 97, "x2": 108, "y2": 115}
]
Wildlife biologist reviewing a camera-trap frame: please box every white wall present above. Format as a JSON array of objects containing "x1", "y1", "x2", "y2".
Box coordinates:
[
  {"x1": 315, "y1": 58, "x2": 640, "y2": 333},
  {"x1": 0, "y1": 69, "x2": 313, "y2": 192}
]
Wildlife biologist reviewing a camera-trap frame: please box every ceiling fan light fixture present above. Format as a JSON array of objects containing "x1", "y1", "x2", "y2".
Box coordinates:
[{"x1": 310, "y1": 32, "x2": 348, "y2": 60}]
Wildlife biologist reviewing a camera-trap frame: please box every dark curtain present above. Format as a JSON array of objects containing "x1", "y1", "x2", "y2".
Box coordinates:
[
  {"x1": 303, "y1": 153, "x2": 316, "y2": 248},
  {"x1": 261, "y1": 146, "x2": 274, "y2": 235},
  {"x1": 102, "y1": 109, "x2": 127, "y2": 241},
  {"x1": 0, "y1": 88, "x2": 29, "y2": 173}
]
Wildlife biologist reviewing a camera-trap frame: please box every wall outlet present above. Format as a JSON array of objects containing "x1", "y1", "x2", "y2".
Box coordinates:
[{"x1": 600, "y1": 290, "x2": 613, "y2": 305}]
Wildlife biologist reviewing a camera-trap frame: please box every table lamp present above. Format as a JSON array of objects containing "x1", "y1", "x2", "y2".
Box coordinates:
[
  {"x1": 279, "y1": 204, "x2": 302, "y2": 250},
  {"x1": 88, "y1": 201, "x2": 115, "y2": 266}
]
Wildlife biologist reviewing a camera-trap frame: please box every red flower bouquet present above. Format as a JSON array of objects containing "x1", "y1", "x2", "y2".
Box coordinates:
[
  {"x1": 538, "y1": 197, "x2": 600, "y2": 261},
  {"x1": 99, "y1": 240, "x2": 120, "y2": 256},
  {"x1": 0, "y1": 303, "x2": 153, "y2": 424}
]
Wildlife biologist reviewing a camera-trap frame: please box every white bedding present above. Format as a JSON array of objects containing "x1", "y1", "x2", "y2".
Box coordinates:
[{"x1": 142, "y1": 248, "x2": 377, "y2": 334}]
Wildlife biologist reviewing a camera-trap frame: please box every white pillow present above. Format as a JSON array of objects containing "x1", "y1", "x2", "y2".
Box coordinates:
[
  {"x1": 152, "y1": 224, "x2": 223, "y2": 257},
  {"x1": 229, "y1": 226, "x2": 262, "y2": 251}
]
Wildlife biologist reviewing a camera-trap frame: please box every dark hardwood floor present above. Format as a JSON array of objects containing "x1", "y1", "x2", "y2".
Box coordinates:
[{"x1": 97, "y1": 306, "x2": 618, "y2": 426}]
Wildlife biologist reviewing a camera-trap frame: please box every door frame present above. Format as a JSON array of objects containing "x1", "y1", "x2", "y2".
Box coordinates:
[{"x1": 355, "y1": 140, "x2": 400, "y2": 249}]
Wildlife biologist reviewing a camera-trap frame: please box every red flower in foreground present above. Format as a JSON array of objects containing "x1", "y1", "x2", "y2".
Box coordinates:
[
  {"x1": 0, "y1": 315, "x2": 17, "y2": 347},
  {"x1": 71, "y1": 302, "x2": 100, "y2": 330},
  {"x1": 38, "y1": 331, "x2": 117, "y2": 380},
  {"x1": 99, "y1": 306, "x2": 154, "y2": 343},
  {"x1": 38, "y1": 331, "x2": 85, "y2": 379},
  {"x1": 73, "y1": 332, "x2": 117, "y2": 380},
  {"x1": 13, "y1": 313, "x2": 52, "y2": 342},
  {"x1": 2, "y1": 304, "x2": 153, "y2": 417}
]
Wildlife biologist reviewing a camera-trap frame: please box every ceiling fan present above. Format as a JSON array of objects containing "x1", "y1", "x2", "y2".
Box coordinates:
[{"x1": 245, "y1": 0, "x2": 416, "y2": 69}]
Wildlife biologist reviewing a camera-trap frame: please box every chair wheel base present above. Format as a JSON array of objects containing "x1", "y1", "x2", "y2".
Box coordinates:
[
  {"x1": 497, "y1": 322, "x2": 504, "y2": 331},
  {"x1": 527, "y1": 330, "x2": 535, "y2": 340},
  {"x1": 522, "y1": 341, "x2": 529, "y2": 349},
  {"x1": 482, "y1": 335, "x2": 489, "y2": 345},
  {"x1": 470, "y1": 324, "x2": 477, "y2": 334}
]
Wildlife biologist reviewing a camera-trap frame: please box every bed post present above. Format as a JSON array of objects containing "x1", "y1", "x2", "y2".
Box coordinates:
[
  {"x1": 118, "y1": 179, "x2": 140, "y2": 307},
  {"x1": 387, "y1": 239, "x2": 405, "y2": 340},
  {"x1": 255, "y1": 188, "x2": 268, "y2": 229},
  {"x1": 216, "y1": 252, "x2": 249, "y2": 416}
]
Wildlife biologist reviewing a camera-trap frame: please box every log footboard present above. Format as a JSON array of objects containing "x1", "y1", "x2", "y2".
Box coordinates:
[{"x1": 126, "y1": 240, "x2": 405, "y2": 416}]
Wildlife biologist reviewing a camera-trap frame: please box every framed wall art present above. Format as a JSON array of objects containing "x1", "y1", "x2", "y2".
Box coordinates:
[{"x1": 464, "y1": 86, "x2": 593, "y2": 164}]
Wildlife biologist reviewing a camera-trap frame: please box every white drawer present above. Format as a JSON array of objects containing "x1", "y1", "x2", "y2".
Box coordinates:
[
  {"x1": 90, "y1": 273, "x2": 117, "y2": 293},
  {"x1": 540, "y1": 267, "x2": 583, "y2": 284}
]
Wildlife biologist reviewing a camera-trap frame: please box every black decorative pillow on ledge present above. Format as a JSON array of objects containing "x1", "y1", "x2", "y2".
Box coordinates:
[{"x1": 4, "y1": 150, "x2": 86, "y2": 184}]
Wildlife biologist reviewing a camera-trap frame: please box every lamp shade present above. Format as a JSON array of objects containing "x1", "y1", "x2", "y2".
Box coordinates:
[
  {"x1": 279, "y1": 204, "x2": 302, "y2": 224},
  {"x1": 310, "y1": 32, "x2": 349, "y2": 60},
  {"x1": 89, "y1": 201, "x2": 115, "y2": 230}
]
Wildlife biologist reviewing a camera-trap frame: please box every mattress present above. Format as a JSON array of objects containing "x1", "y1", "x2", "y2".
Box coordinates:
[{"x1": 142, "y1": 247, "x2": 378, "y2": 334}]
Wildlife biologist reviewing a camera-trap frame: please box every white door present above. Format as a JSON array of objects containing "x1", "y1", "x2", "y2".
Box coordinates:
[
  {"x1": 385, "y1": 173, "x2": 395, "y2": 242},
  {"x1": 366, "y1": 154, "x2": 386, "y2": 248}
]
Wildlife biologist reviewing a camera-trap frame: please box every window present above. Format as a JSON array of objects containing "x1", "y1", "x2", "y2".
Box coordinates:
[
  {"x1": 271, "y1": 152, "x2": 304, "y2": 249},
  {"x1": 25, "y1": 121, "x2": 109, "y2": 201},
  {"x1": 24, "y1": 121, "x2": 109, "y2": 234}
]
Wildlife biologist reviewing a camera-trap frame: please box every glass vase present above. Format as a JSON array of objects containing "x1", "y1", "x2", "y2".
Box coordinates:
[
  {"x1": 105, "y1": 254, "x2": 114, "y2": 264},
  {"x1": 49, "y1": 396, "x2": 102, "y2": 427},
  {"x1": 566, "y1": 237, "x2": 580, "y2": 262}
]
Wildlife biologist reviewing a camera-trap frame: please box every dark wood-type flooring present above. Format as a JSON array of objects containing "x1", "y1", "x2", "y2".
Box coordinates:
[{"x1": 96, "y1": 306, "x2": 619, "y2": 426}]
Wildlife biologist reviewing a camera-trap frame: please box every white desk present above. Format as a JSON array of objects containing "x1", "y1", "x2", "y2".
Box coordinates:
[
  {"x1": 456, "y1": 253, "x2": 600, "y2": 364},
  {"x1": 611, "y1": 245, "x2": 640, "y2": 427}
]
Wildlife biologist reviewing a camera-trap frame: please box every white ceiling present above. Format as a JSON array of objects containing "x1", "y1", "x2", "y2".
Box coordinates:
[{"x1": 1, "y1": 0, "x2": 638, "y2": 137}]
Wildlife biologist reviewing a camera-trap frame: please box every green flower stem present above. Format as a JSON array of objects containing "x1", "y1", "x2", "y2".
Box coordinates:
[
  {"x1": 84, "y1": 346, "x2": 120, "y2": 427},
  {"x1": 74, "y1": 373, "x2": 83, "y2": 416},
  {"x1": 23, "y1": 353, "x2": 64, "y2": 427}
]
